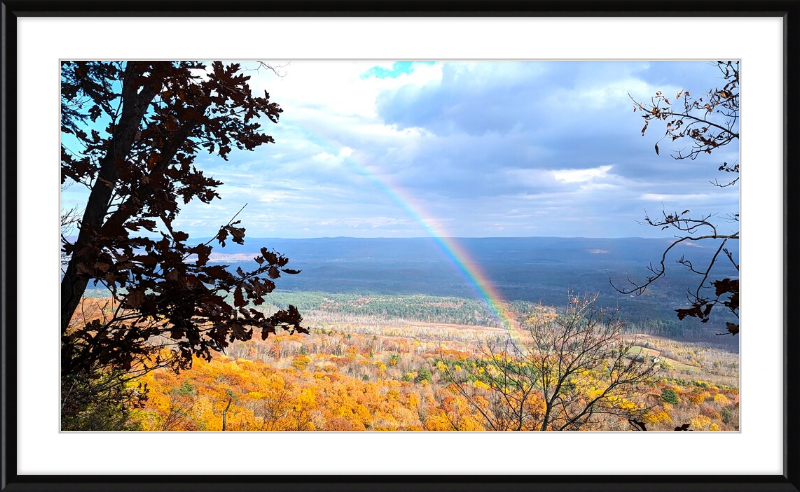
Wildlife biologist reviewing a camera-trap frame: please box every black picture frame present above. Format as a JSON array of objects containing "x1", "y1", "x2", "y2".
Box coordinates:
[{"x1": 1, "y1": 1, "x2": 796, "y2": 491}]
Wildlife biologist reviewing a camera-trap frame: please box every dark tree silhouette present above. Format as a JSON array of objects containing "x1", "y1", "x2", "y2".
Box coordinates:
[
  {"x1": 613, "y1": 61, "x2": 739, "y2": 336},
  {"x1": 60, "y1": 61, "x2": 306, "y2": 385}
]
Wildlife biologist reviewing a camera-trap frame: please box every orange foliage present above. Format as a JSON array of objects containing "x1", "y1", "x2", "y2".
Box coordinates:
[{"x1": 129, "y1": 328, "x2": 738, "y2": 432}]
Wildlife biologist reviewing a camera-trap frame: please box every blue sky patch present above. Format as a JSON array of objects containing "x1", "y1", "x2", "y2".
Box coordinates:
[{"x1": 361, "y1": 61, "x2": 436, "y2": 79}]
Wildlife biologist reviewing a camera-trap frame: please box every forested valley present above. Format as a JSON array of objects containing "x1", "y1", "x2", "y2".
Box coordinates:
[{"x1": 66, "y1": 287, "x2": 739, "y2": 432}]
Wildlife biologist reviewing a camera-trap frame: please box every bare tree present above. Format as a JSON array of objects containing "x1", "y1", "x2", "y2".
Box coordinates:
[
  {"x1": 444, "y1": 294, "x2": 658, "y2": 431},
  {"x1": 613, "y1": 61, "x2": 739, "y2": 335}
]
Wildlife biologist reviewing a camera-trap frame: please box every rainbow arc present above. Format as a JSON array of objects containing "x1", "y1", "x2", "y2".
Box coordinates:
[{"x1": 308, "y1": 140, "x2": 525, "y2": 346}]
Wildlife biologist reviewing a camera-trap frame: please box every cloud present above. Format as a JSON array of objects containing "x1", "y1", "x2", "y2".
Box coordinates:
[
  {"x1": 640, "y1": 193, "x2": 713, "y2": 202},
  {"x1": 552, "y1": 165, "x2": 614, "y2": 183},
  {"x1": 62, "y1": 60, "x2": 739, "y2": 239}
]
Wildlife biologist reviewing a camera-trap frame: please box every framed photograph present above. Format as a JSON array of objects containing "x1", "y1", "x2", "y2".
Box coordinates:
[{"x1": 2, "y1": 1, "x2": 796, "y2": 491}]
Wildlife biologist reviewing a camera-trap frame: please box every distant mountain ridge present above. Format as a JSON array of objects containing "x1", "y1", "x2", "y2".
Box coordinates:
[
  {"x1": 182, "y1": 236, "x2": 736, "y2": 265},
  {"x1": 68, "y1": 236, "x2": 738, "y2": 338}
]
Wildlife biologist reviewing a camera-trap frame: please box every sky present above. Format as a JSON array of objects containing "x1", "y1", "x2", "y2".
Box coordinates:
[{"x1": 61, "y1": 60, "x2": 740, "y2": 239}]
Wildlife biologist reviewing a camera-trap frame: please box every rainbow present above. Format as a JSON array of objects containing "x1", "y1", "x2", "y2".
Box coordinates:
[{"x1": 303, "y1": 137, "x2": 524, "y2": 346}]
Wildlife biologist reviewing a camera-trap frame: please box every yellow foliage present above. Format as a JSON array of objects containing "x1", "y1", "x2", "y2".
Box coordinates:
[
  {"x1": 688, "y1": 392, "x2": 707, "y2": 405},
  {"x1": 693, "y1": 380, "x2": 719, "y2": 391},
  {"x1": 690, "y1": 414, "x2": 712, "y2": 431},
  {"x1": 291, "y1": 354, "x2": 312, "y2": 371},
  {"x1": 424, "y1": 413, "x2": 454, "y2": 431},
  {"x1": 473, "y1": 380, "x2": 491, "y2": 391},
  {"x1": 296, "y1": 387, "x2": 317, "y2": 407},
  {"x1": 713, "y1": 393, "x2": 729, "y2": 404},
  {"x1": 643, "y1": 410, "x2": 672, "y2": 424},
  {"x1": 604, "y1": 395, "x2": 639, "y2": 412}
]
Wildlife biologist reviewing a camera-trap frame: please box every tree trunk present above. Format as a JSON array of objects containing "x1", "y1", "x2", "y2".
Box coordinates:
[
  {"x1": 60, "y1": 63, "x2": 160, "y2": 334},
  {"x1": 222, "y1": 398, "x2": 233, "y2": 431},
  {"x1": 540, "y1": 401, "x2": 553, "y2": 431}
]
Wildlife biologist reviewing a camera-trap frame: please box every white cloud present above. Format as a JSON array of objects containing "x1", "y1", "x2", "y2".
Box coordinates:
[
  {"x1": 252, "y1": 60, "x2": 442, "y2": 120},
  {"x1": 552, "y1": 165, "x2": 614, "y2": 183},
  {"x1": 640, "y1": 193, "x2": 711, "y2": 202},
  {"x1": 312, "y1": 151, "x2": 338, "y2": 163}
]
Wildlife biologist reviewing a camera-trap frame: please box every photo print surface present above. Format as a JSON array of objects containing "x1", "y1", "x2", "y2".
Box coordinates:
[{"x1": 60, "y1": 60, "x2": 740, "y2": 432}]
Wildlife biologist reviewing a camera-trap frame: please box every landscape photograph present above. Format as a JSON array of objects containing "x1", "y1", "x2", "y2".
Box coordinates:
[{"x1": 60, "y1": 59, "x2": 740, "y2": 432}]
